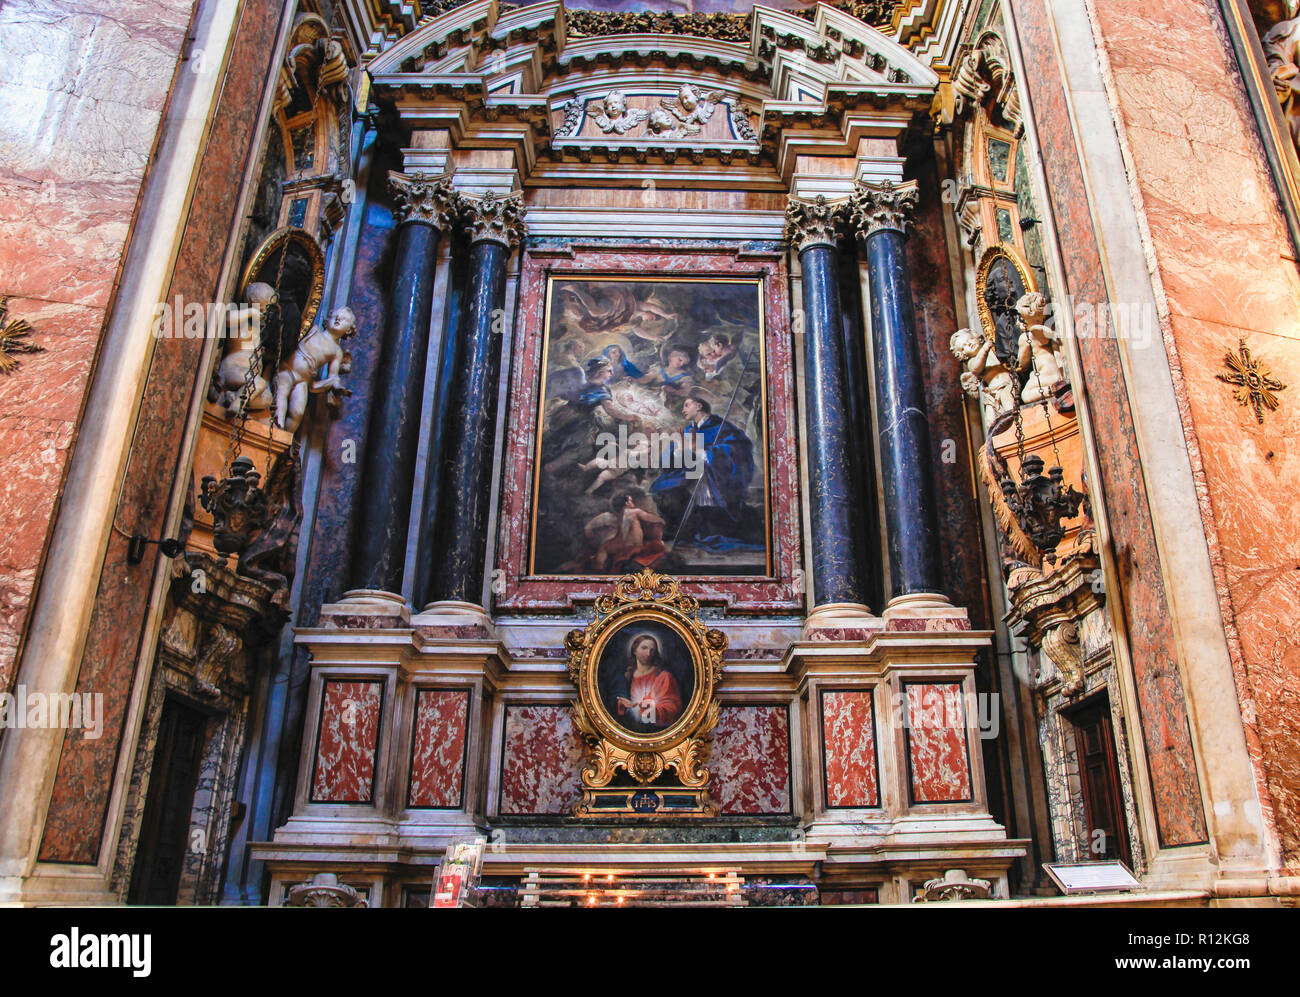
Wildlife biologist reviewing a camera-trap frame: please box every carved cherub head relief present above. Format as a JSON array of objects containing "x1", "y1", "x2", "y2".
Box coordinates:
[{"x1": 592, "y1": 89, "x2": 648, "y2": 134}]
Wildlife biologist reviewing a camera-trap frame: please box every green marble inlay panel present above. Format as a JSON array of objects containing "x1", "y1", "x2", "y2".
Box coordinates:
[
  {"x1": 997, "y1": 207, "x2": 1016, "y2": 244},
  {"x1": 987, "y1": 138, "x2": 1013, "y2": 184}
]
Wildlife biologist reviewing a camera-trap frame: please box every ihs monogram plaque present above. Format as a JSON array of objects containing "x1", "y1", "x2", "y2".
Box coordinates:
[{"x1": 564, "y1": 570, "x2": 726, "y2": 817}]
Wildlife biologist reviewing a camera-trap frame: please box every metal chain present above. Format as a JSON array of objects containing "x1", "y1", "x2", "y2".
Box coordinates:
[{"x1": 222, "y1": 12, "x2": 341, "y2": 480}]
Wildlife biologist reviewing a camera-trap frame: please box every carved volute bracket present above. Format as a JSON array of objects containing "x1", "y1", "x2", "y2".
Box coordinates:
[{"x1": 952, "y1": 30, "x2": 1023, "y2": 135}]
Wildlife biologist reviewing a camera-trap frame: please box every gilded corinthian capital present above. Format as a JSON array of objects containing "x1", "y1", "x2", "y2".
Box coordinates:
[
  {"x1": 389, "y1": 172, "x2": 457, "y2": 228},
  {"x1": 848, "y1": 179, "x2": 920, "y2": 239},
  {"x1": 458, "y1": 191, "x2": 527, "y2": 248},
  {"x1": 784, "y1": 195, "x2": 844, "y2": 253}
]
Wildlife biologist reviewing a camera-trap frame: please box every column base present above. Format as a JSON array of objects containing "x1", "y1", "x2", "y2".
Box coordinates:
[
  {"x1": 882, "y1": 592, "x2": 969, "y2": 631},
  {"x1": 802, "y1": 602, "x2": 878, "y2": 639},
  {"x1": 319, "y1": 589, "x2": 411, "y2": 628},
  {"x1": 414, "y1": 600, "x2": 496, "y2": 638}
]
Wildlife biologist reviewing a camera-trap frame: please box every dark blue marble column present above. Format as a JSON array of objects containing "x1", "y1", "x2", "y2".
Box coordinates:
[
  {"x1": 349, "y1": 172, "x2": 454, "y2": 595},
  {"x1": 785, "y1": 196, "x2": 867, "y2": 609},
  {"x1": 851, "y1": 181, "x2": 944, "y2": 600},
  {"x1": 423, "y1": 192, "x2": 525, "y2": 607}
]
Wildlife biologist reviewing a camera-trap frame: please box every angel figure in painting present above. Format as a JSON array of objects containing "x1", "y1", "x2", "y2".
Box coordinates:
[
  {"x1": 660, "y1": 83, "x2": 724, "y2": 137},
  {"x1": 592, "y1": 90, "x2": 648, "y2": 135},
  {"x1": 615, "y1": 633, "x2": 683, "y2": 728}
]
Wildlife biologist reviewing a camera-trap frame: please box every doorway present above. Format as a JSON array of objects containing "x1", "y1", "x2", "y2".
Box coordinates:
[
  {"x1": 128, "y1": 697, "x2": 210, "y2": 905},
  {"x1": 1065, "y1": 693, "x2": 1131, "y2": 867}
]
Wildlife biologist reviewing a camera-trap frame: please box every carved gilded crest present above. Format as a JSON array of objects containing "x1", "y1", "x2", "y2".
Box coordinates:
[{"x1": 564, "y1": 570, "x2": 727, "y2": 817}]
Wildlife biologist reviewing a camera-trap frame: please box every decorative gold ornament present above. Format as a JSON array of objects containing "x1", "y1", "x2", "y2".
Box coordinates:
[
  {"x1": 239, "y1": 227, "x2": 327, "y2": 336},
  {"x1": 1216, "y1": 339, "x2": 1287, "y2": 424},
  {"x1": 0, "y1": 296, "x2": 42, "y2": 375},
  {"x1": 564, "y1": 570, "x2": 727, "y2": 817},
  {"x1": 974, "y1": 243, "x2": 1036, "y2": 359}
]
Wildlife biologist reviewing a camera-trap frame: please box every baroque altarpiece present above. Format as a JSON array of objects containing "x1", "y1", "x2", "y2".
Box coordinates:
[{"x1": 2, "y1": 0, "x2": 1298, "y2": 908}]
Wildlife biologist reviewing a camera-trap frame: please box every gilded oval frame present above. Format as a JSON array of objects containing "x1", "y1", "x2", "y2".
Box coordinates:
[
  {"x1": 239, "y1": 226, "x2": 327, "y2": 337},
  {"x1": 974, "y1": 242, "x2": 1036, "y2": 349},
  {"x1": 580, "y1": 601, "x2": 711, "y2": 754}
]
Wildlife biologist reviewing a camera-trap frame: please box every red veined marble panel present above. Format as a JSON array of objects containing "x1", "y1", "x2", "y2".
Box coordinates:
[
  {"x1": 821, "y1": 689, "x2": 879, "y2": 808},
  {"x1": 904, "y1": 683, "x2": 972, "y2": 803},
  {"x1": 311, "y1": 681, "x2": 383, "y2": 803},
  {"x1": 710, "y1": 704, "x2": 791, "y2": 814},
  {"x1": 499, "y1": 705, "x2": 585, "y2": 815},
  {"x1": 408, "y1": 689, "x2": 470, "y2": 808}
]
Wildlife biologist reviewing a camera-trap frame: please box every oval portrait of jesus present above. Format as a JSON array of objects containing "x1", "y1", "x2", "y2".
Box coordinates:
[{"x1": 596, "y1": 619, "x2": 697, "y2": 737}]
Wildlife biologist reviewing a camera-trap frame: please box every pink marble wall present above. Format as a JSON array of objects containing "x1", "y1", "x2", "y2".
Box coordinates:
[
  {"x1": 493, "y1": 246, "x2": 803, "y2": 613},
  {"x1": 0, "y1": 0, "x2": 195, "y2": 693},
  {"x1": 905, "y1": 683, "x2": 972, "y2": 803},
  {"x1": 710, "y1": 704, "x2": 791, "y2": 814},
  {"x1": 311, "y1": 680, "x2": 384, "y2": 803},
  {"x1": 1087, "y1": 0, "x2": 1300, "y2": 871},
  {"x1": 821, "y1": 689, "x2": 880, "y2": 808},
  {"x1": 37, "y1": 0, "x2": 286, "y2": 865},
  {"x1": 499, "y1": 705, "x2": 586, "y2": 815},
  {"x1": 408, "y1": 689, "x2": 470, "y2": 808},
  {"x1": 1012, "y1": 0, "x2": 1209, "y2": 848}
]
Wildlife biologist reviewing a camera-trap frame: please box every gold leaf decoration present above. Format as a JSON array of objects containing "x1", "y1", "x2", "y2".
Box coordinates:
[{"x1": 0, "y1": 296, "x2": 43, "y2": 375}]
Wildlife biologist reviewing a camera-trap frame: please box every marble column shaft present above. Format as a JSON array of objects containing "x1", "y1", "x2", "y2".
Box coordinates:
[
  {"x1": 785, "y1": 197, "x2": 867, "y2": 608},
  {"x1": 423, "y1": 193, "x2": 525, "y2": 606},
  {"x1": 852, "y1": 181, "x2": 943, "y2": 598},
  {"x1": 350, "y1": 172, "x2": 453, "y2": 594}
]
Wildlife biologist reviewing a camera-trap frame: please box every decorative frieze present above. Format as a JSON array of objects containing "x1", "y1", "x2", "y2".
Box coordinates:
[{"x1": 565, "y1": 10, "x2": 753, "y2": 43}]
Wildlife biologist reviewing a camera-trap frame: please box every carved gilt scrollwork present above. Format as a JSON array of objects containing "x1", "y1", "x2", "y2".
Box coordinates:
[{"x1": 563, "y1": 570, "x2": 727, "y2": 817}]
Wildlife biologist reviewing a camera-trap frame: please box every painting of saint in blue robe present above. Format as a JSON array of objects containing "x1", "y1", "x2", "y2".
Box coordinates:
[{"x1": 531, "y1": 277, "x2": 769, "y2": 577}]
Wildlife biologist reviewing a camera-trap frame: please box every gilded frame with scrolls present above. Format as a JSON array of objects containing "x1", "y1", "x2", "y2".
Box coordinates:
[
  {"x1": 974, "y1": 242, "x2": 1036, "y2": 353},
  {"x1": 564, "y1": 570, "x2": 727, "y2": 816}
]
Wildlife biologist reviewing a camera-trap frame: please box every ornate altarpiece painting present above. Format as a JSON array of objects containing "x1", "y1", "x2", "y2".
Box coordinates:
[{"x1": 494, "y1": 247, "x2": 803, "y2": 612}]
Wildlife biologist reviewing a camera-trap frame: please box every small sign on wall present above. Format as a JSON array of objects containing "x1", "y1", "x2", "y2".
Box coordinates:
[{"x1": 1044, "y1": 861, "x2": 1141, "y2": 895}]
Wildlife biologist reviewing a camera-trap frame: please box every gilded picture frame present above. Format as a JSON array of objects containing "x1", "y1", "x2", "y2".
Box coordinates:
[
  {"x1": 974, "y1": 242, "x2": 1036, "y2": 370},
  {"x1": 564, "y1": 570, "x2": 726, "y2": 815},
  {"x1": 239, "y1": 226, "x2": 327, "y2": 356}
]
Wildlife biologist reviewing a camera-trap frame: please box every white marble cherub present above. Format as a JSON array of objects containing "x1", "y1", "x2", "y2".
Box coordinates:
[
  {"x1": 210, "y1": 282, "x2": 276, "y2": 417},
  {"x1": 592, "y1": 90, "x2": 648, "y2": 134},
  {"x1": 659, "y1": 83, "x2": 723, "y2": 137},
  {"x1": 950, "y1": 328, "x2": 1016, "y2": 424},
  {"x1": 272, "y1": 306, "x2": 355, "y2": 433},
  {"x1": 1015, "y1": 292, "x2": 1066, "y2": 404}
]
